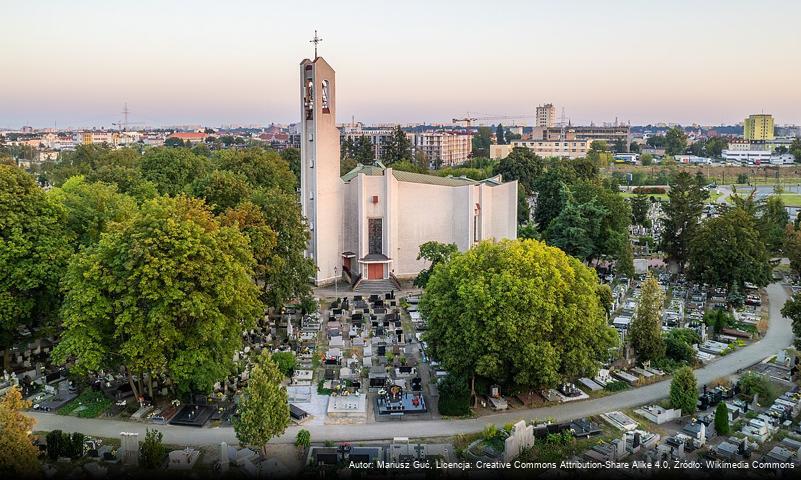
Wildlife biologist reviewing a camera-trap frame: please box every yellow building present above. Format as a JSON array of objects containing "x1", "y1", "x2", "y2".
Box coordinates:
[{"x1": 743, "y1": 114, "x2": 774, "y2": 141}]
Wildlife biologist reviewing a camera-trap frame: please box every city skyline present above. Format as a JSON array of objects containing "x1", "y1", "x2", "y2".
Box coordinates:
[{"x1": 2, "y1": 0, "x2": 801, "y2": 128}]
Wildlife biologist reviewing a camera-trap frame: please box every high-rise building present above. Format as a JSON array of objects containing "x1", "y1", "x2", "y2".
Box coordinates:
[
  {"x1": 536, "y1": 103, "x2": 556, "y2": 128},
  {"x1": 743, "y1": 114, "x2": 774, "y2": 141}
]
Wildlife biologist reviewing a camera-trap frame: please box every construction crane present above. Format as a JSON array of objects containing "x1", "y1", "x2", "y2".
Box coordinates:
[{"x1": 452, "y1": 113, "x2": 537, "y2": 127}]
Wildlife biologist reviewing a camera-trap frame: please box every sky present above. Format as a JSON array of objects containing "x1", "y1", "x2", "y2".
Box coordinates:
[{"x1": 1, "y1": 0, "x2": 800, "y2": 128}]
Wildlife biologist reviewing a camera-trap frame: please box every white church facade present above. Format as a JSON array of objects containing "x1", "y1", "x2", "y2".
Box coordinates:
[{"x1": 300, "y1": 56, "x2": 518, "y2": 286}]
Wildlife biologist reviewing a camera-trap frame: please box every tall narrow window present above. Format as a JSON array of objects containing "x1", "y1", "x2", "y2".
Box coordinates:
[
  {"x1": 304, "y1": 79, "x2": 314, "y2": 120},
  {"x1": 321, "y1": 80, "x2": 330, "y2": 113},
  {"x1": 368, "y1": 218, "x2": 383, "y2": 255}
]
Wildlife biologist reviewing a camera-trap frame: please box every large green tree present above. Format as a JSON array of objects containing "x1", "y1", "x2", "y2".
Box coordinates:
[
  {"x1": 48, "y1": 176, "x2": 138, "y2": 248},
  {"x1": 233, "y1": 352, "x2": 290, "y2": 454},
  {"x1": 1, "y1": 166, "x2": 72, "y2": 366},
  {"x1": 249, "y1": 188, "x2": 315, "y2": 309},
  {"x1": 189, "y1": 170, "x2": 252, "y2": 214},
  {"x1": 382, "y1": 126, "x2": 413, "y2": 164},
  {"x1": 413, "y1": 241, "x2": 458, "y2": 288},
  {"x1": 0, "y1": 387, "x2": 39, "y2": 476},
  {"x1": 629, "y1": 273, "x2": 666, "y2": 362},
  {"x1": 213, "y1": 148, "x2": 295, "y2": 194},
  {"x1": 493, "y1": 147, "x2": 544, "y2": 193},
  {"x1": 660, "y1": 171, "x2": 706, "y2": 268},
  {"x1": 471, "y1": 127, "x2": 492, "y2": 158},
  {"x1": 664, "y1": 127, "x2": 688, "y2": 155},
  {"x1": 687, "y1": 207, "x2": 772, "y2": 289},
  {"x1": 140, "y1": 147, "x2": 209, "y2": 196},
  {"x1": 421, "y1": 239, "x2": 618, "y2": 403},
  {"x1": 630, "y1": 194, "x2": 650, "y2": 227},
  {"x1": 53, "y1": 196, "x2": 263, "y2": 396},
  {"x1": 780, "y1": 293, "x2": 801, "y2": 350}
]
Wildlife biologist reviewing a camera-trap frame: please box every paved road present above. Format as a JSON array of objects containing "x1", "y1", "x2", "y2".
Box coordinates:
[{"x1": 29, "y1": 283, "x2": 793, "y2": 446}]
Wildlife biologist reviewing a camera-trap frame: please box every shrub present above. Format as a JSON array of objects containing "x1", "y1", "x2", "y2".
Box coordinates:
[
  {"x1": 139, "y1": 428, "x2": 166, "y2": 469},
  {"x1": 46, "y1": 430, "x2": 64, "y2": 460},
  {"x1": 271, "y1": 351, "x2": 297, "y2": 377},
  {"x1": 67, "y1": 432, "x2": 85, "y2": 459},
  {"x1": 482, "y1": 424, "x2": 498, "y2": 441},
  {"x1": 703, "y1": 309, "x2": 734, "y2": 333},
  {"x1": 632, "y1": 186, "x2": 667, "y2": 195},
  {"x1": 437, "y1": 374, "x2": 471, "y2": 416},
  {"x1": 715, "y1": 402, "x2": 730, "y2": 435},
  {"x1": 295, "y1": 429, "x2": 311, "y2": 448},
  {"x1": 604, "y1": 380, "x2": 629, "y2": 392},
  {"x1": 738, "y1": 372, "x2": 770, "y2": 399}
]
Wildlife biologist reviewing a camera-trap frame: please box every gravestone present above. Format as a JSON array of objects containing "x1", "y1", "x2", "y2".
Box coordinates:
[
  {"x1": 503, "y1": 420, "x2": 535, "y2": 462},
  {"x1": 119, "y1": 432, "x2": 139, "y2": 465},
  {"x1": 219, "y1": 442, "x2": 229, "y2": 473}
]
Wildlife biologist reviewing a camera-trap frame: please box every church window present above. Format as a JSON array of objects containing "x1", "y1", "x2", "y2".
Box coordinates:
[
  {"x1": 368, "y1": 218, "x2": 382, "y2": 255},
  {"x1": 321, "y1": 80, "x2": 330, "y2": 113},
  {"x1": 304, "y1": 79, "x2": 314, "y2": 120}
]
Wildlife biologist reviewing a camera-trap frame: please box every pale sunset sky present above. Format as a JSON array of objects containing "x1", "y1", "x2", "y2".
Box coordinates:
[{"x1": 1, "y1": 0, "x2": 800, "y2": 128}]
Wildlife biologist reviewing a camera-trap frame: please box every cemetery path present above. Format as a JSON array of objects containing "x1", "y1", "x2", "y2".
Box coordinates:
[{"x1": 29, "y1": 283, "x2": 793, "y2": 446}]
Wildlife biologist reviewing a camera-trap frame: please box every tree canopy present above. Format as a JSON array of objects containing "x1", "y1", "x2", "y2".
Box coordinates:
[
  {"x1": 0, "y1": 387, "x2": 39, "y2": 476},
  {"x1": 53, "y1": 196, "x2": 263, "y2": 395},
  {"x1": 493, "y1": 147, "x2": 544, "y2": 193},
  {"x1": 413, "y1": 241, "x2": 458, "y2": 288},
  {"x1": 1, "y1": 165, "x2": 72, "y2": 353},
  {"x1": 670, "y1": 366, "x2": 697, "y2": 415},
  {"x1": 421, "y1": 239, "x2": 618, "y2": 400},
  {"x1": 660, "y1": 171, "x2": 706, "y2": 268}
]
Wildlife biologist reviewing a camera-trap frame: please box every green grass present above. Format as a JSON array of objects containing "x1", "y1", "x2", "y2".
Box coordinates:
[
  {"x1": 57, "y1": 389, "x2": 112, "y2": 418},
  {"x1": 774, "y1": 193, "x2": 801, "y2": 207}
]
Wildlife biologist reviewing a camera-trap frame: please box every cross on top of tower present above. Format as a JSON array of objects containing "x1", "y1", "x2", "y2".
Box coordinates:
[{"x1": 310, "y1": 30, "x2": 323, "y2": 58}]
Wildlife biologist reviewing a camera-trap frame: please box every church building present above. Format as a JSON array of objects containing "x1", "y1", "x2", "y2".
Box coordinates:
[{"x1": 300, "y1": 55, "x2": 518, "y2": 287}]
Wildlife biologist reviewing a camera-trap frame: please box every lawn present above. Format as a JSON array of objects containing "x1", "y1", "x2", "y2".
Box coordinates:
[
  {"x1": 57, "y1": 389, "x2": 112, "y2": 418},
  {"x1": 775, "y1": 194, "x2": 801, "y2": 207}
]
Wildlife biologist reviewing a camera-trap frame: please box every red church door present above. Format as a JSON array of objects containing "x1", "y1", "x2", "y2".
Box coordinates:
[{"x1": 368, "y1": 263, "x2": 383, "y2": 280}]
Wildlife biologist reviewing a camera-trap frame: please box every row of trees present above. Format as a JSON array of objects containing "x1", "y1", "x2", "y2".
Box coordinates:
[{"x1": 1, "y1": 145, "x2": 314, "y2": 397}]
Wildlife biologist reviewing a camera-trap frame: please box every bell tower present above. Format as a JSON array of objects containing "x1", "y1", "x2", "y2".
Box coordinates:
[{"x1": 300, "y1": 50, "x2": 343, "y2": 285}]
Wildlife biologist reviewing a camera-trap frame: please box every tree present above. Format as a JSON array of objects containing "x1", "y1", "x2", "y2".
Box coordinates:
[
  {"x1": 271, "y1": 351, "x2": 297, "y2": 377},
  {"x1": 612, "y1": 138, "x2": 627, "y2": 153},
  {"x1": 140, "y1": 147, "x2": 209, "y2": 196},
  {"x1": 53, "y1": 196, "x2": 263, "y2": 396},
  {"x1": 790, "y1": 138, "x2": 801, "y2": 163},
  {"x1": 413, "y1": 241, "x2": 458, "y2": 288},
  {"x1": 629, "y1": 273, "x2": 666, "y2": 362},
  {"x1": 495, "y1": 124, "x2": 506, "y2": 145},
  {"x1": 780, "y1": 293, "x2": 801, "y2": 350},
  {"x1": 715, "y1": 402, "x2": 730, "y2": 435},
  {"x1": 670, "y1": 366, "x2": 697, "y2": 415},
  {"x1": 234, "y1": 352, "x2": 290, "y2": 454},
  {"x1": 493, "y1": 147, "x2": 544, "y2": 193},
  {"x1": 688, "y1": 207, "x2": 772, "y2": 289},
  {"x1": 518, "y1": 185, "x2": 531, "y2": 225},
  {"x1": 664, "y1": 329, "x2": 697, "y2": 364},
  {"x1": 295, "y1": 429, "x2": 311, "y2": 449},
  {"x1": 213, "y1": 148, "x2": 295, "y2": 194},
  {"x1": 48, "y1": 176, "x2": 138, "y2": 248},
  {"x1": 785, "y1": 225, "x2": 801, "y2": 277},
  {"x1": 533, "y1": 165, "x2": 576, "y2": 230},
  {"x1": 249, "y1": 188, "x2": 315, "y2": 310},
  {"x1": 760, "y1": 196, "x2": 789, "y2": 254},
  {"x1": 437, "y1": 373, "x2": 471, "y2": 416},
  {"x1": 353, "y1": 136, "x2": 375, "y2": 164},
  {"x1": 1, "y1": 165, "x2": 72, "y2": 367},
  {"x1": 640, "y1": 153, "x2": 654, "y2": 166},
  {"x1": 587, "y1": 141, "x2": 613, "y2": 167},
  {"x1": 189, "y1": 170, "x2": 252, "y2": 214},
  {"x1": 280, "y1": 148, "x2": 301, "y2": 188},
  {"x1": 382, "y1": 126, "x2": 413, "y2": 164},
  {"x1": 421, "y1": 239, "x2": 618, "y2": 404},
  {"x1": 340, "y1": 156, "x2": 358, "y2": 176},
  {"x1": 664, "y1": 127, "x2": 688, "y2": 155},
  {"x1": 629, "y1": 142, "x2": 641, "y2": 154},
  {"x1": 0, "y1": 387, "x2": 39, "y2": 476},
  {"x1": 630, "y1": 194, "x2": 650, "y2": 226},
  {"x1": 661, "y1": 172, "x2": 706, "y2": 268},
  {"x1": 544, "y1": 194, "x2": 604, "y2": 261},
  {"x1": 617, "y1": 241, "x2": 635, "y2": 278},
  {"x1": 705, "y1": 137, "x2": 728, "y2": 158},
  {"x1": 471, "y1": 127, "x2": 492, "y2": 158},
  {"x1": 139, "y1": 428, "x2": 166, "y2": 469}
]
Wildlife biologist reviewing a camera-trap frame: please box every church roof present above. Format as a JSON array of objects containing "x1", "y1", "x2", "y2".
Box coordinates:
[{"x1": 341, "y1": 162, "x2": 501, "y2": 187}]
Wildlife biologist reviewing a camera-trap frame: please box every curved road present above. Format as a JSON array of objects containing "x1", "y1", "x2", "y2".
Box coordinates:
[{"x1": 29, "y1": 283, "x2": 793, "y2": 446}]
